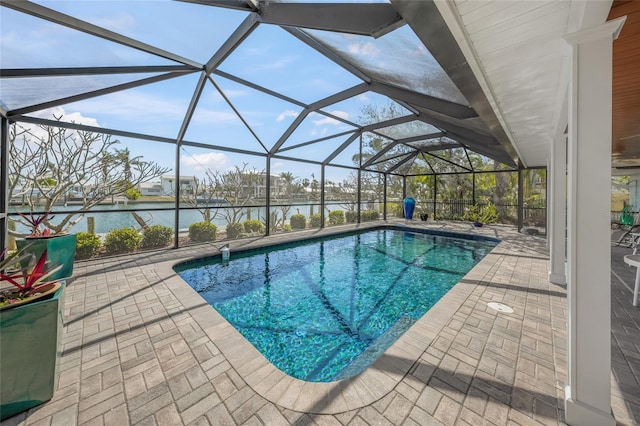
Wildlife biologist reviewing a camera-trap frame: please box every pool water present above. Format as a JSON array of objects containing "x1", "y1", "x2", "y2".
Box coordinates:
[{"x1": 175, "y1": 228, "x2": 497, "y2": 382}]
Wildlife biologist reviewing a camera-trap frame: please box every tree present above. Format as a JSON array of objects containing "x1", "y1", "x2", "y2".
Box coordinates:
[
  {"x1": 177, "y1": 172, "x2": 223, "y2": 224},
  {"x1": 337, "y1": 173, "x2": 358, "y2": 212},
  {"x1": 195, "y1": 163, "x2": 265, "y2": 225},
  {"x1": 472, "y1": 161, "x2": 518, "y2": 223},
  {"x1": 341, "y1": 101, "x2": 521, "y2": 222},
  {"x1": 125, "y1": 188, "x2": 141, "y2": 200},
  {"x1": 9, "y1": 118, "x2": 170, "y2": 235},
  {"x1": 279, "y1": 172, "x2": 295, "y2": 201}
]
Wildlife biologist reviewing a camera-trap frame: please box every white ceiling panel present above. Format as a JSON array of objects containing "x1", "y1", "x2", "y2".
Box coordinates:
[
  {"x1": 448, "y1": 0, "x2": 574, "y2": 166},
  {"x1": 472, "y1": 10, "x2": 570, "y2": 55},
  {"x1": 464, "y1": 1, "x2": 563, "y2": 35},
  {"x1": 481, "y1": 38, "x2": 564, "y2": 73},
  {"x1": 456, "y1": 0, "x2": 492, "y2": 17}
]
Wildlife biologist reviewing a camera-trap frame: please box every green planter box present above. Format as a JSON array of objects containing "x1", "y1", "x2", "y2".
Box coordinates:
[
  {"x1": 0, "y1": 283, "x2": 65, "y2": 421},
  {"x1": 16, "y1": 234, "x2": 77, "y2": 281}
]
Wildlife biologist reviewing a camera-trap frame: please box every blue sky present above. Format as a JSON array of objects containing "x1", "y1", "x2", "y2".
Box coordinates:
[{"x1": 1, "y1": 1, "x2": 429, "y2": 183}]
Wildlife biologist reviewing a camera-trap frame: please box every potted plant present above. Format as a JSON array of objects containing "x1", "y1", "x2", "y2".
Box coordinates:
[
  {"x1": 0, "y1": 248, "x2": 65, "y2": 420},
  {"x1": 417, "y1": 209, "x2": 429, "y2": 221},
  {"x1": 0, "y1": 248, "x2": 62, "y2": 310},
  {"x1": 15, "y1": 212, "x2": 77, "y2": 281}
]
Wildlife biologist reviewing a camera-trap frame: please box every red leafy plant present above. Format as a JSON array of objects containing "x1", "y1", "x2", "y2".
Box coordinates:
[
  {"x1": 0, "y1": 247, "x2": 62, "y2": 310},
  {"x1": 18, "y1": 211, "x2": 55, "y2": 237}
]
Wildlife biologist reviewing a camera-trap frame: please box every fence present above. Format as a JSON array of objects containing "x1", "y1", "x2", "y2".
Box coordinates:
[{"x1": 397, "y1": 199, "x2": 547, "y2": 228}]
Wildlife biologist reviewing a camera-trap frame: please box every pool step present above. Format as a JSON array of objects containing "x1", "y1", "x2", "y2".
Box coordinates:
[{"x1": 333, "y1": 315, "x2": 416, "y2": 381}]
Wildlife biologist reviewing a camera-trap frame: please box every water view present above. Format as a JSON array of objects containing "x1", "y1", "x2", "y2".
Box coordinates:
[{"x1": 8, "y1": 202, "x2": 336, "y2": 235}]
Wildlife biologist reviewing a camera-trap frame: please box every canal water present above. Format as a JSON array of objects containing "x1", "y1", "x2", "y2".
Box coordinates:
[{"x1": 8, "y1": 202, "x2": 335, "y2": 235}]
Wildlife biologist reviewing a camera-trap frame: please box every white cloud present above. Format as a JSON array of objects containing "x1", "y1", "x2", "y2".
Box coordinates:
[
  {"x1": 347, "y1": 41, "x2": 380, "y2": 57},
  {"x1": 16, "y1": 107, "x2": 100, "y2": 142},
  {"x1": 271, "y1": 161, "x2": 285, "y2": 170},
  {"x1": 91, "y1": 13, "x2": 136, "y2": 33},
  {"x1": 0, "y1": 32, "x2": 56, "y2": 65},
  {"x1": 222, "y1": 88, "x2": 249, "y2": 99},
  {"x1": 192, "y1": 109, "x2": 238, "y2": 124},
  {"x1": 310, "y1": 128, "x2": 329, "y2": 138},
  {"x1": 414, "y1": 44, "x2": 427, "y2": 56},
  {"x1": 32, "y1": 106, "x2": 100, "y2": 127},
  {"x1": 63, "y1": 91, "x2": 188, "y2": 123},
  {"x1": 253, "y1": 56, "x2": 297, "y2": 72},
  {"x1": 313, "y1": 110, "x2": 349, "y2": 126},
  {"x1": 181, "y1": 152, "x2": 228, "y2": 171},
  {"x1": 202, "y1": 90, "x2": 224, "y2": 103},
  {"x1": 277, "y1": 110, "x2": 299, "y2": 122}
]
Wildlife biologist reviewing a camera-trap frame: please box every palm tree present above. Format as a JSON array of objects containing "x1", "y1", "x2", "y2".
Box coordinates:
[{"x1": 279, "y1": 171, "x2": 296, "y2": 201}]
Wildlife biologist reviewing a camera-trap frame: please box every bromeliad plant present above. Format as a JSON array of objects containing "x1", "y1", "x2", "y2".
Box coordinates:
[
  {"x1": 0, "y1": 247, "x2": 62, "y2": 310},
  {"x1": 18, "y1": 211, "x2": 55, "y2": 237}
]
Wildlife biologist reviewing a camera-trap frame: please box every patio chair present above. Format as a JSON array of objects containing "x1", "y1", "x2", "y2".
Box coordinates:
[
  {"x1": 612, "y1": 216, "x2": 640, "y2": 249},
  {"x1": 613, "y1": 205, "x2": 635, "y2": 228}
]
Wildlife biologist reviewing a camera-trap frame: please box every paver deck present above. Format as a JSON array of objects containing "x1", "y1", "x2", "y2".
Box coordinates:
[{"x1": 2, "y1": 220, "x2": 639, "y2": 425}]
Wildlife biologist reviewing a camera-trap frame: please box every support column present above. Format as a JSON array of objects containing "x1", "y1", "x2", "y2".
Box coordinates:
[
  {"x1": 472, "y1": 173, "x2": 476, "y2": 205},
  {"x1": 356, "y1": 168, "x2": 361, "y2": 224},
  {"x1": 320, "y1": 165, "x2": 325, "y2": 229},
  {"x1": 265, "y1": 155, "x2": 271, "y2": 235},
  {"x1": 517, "y1": 167, "x2": 524, "y2": 232},
  {"x1": 1, "y1": 118, "x2": 9, "y2": 252},
  {"x1": 564, "y1": 17, "x2": 625, "y2": 426},
  {"x1": 549, "y1": 134, "x2": 567, "y2": 285},
  {"x1": 383, "y1": 173, "x2": 388, "y2": 220},
  {"x1": 433, "y1": 175, "x2": 437, "y2": 218},
  {"x1": 402, "y1": 175, "x2": 407, "y2": 200},
  {"x1": 173, "y1": 138, "x2": 181, "y2": 248},
  {"x1": 629, "y1": 178, "x2": 640, "y2": 211}
]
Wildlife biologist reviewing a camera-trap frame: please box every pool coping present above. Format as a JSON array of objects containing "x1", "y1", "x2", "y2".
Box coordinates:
[{"x1": 156, "y1": 223, "x2": 504, "y2": 414}]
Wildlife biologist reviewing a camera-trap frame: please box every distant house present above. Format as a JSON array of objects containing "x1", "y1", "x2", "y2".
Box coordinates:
[
  {"x1": 226, "y1": 172, "x2": 284, "y2": 199},
  {"x1": 137, "y1": 181, "x2": 163, "y2": 196},
  {"x1": 160, "y1": 175, "x2": 197, "y2": 196}
]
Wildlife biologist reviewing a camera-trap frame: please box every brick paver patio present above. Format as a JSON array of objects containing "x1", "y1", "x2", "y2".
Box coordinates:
[{"x1": 2, "y1": 221, "x2": 639, "y2": 425}]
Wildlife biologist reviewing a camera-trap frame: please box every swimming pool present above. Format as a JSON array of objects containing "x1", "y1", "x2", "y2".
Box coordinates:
[{"x1": 175, "y1": 227, "x2": 498, "y2": 382}]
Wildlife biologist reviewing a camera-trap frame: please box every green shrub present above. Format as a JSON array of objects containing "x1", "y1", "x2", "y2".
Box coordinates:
[
  {"x1": 309, "y1": 213, "x2": 323, "y2": 228},
  {"x1": 387, "y1": 202, "x2": 404, "y2": 218},
  {"x1": 125, "y1": 188, "x2": 141, "y2": 200},
  {"x1": 345, "y1": 210, "x2": 358, "y2": 223},
  {"x1": 290, "y1": 214, "x2": 307, "y2": 230},
  {"x1": 141, "y1": 225, "x2": 173, "y2": 249},
  {"x1": 480, "y1": 203, "x2": 500, "y2": 224},
  {"x1": 463, "y1": 204, "x2": 481, "y2": 222},
  {"x1": 361, "y1": 210, "x2": 380, "y2": 222},
  {"x1": 225, "y1": 222, "x2": 244, "y2": 239},
  {"x1": 189, "y1": 221, "x2": 217, "y2": 242},
  {"x1": 75, "y1": 232, "x2": 101, "y2": 260},
  {"x1": 243, "y1": 219, "x2": 265, "y2": 234},
  {"x1": 464, "y1": 204, "x2": 499, "y2": 224},
  {"x1": 283, "y1": 224, "x2": 292, "y2": 232},
  {"x1": 104, "y1": 227, "x2": 141, "y2": 255},
  {"x1": 328, "y1": 210, "x2": 344, "y2": 225}
]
